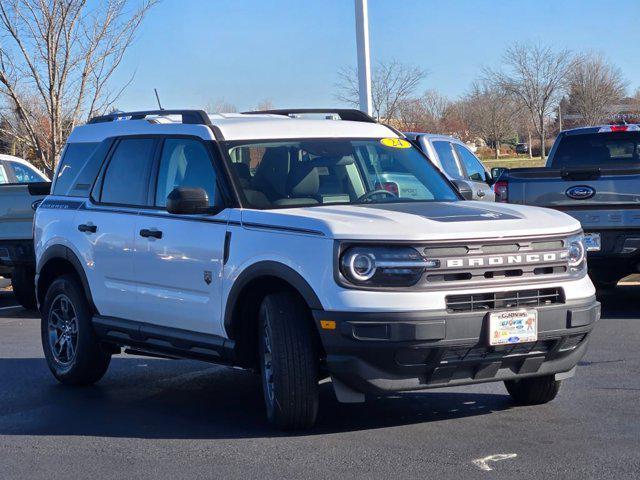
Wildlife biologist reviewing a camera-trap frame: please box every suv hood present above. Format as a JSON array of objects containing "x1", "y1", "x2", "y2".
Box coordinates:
[{"x1": 240, "y1": 201, "x2": 582, "y2": 241}]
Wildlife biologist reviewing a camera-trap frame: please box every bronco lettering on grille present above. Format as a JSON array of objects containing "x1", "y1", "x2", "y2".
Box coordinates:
[{"x1": 444, "y1": 251, "x2": 567, "y2": 269}]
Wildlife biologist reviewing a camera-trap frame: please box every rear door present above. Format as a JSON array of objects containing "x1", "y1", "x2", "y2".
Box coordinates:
[
  {"x1": 78, "y1": 137, "x2": 157, "y2": 319},
  {"x1": 453, "y1": 143, "x2": 495, "y2": 201},
  {"x1": 133, "y1": 136, "x2": 229, "y2": 335}
]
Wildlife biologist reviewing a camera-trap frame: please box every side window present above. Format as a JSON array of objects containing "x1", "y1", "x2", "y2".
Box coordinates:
[
  {"x1": 100, "y1": 138, "x2": 155, "y2": 205},
  {"x1": 454, "y1": 144, "x2": 487, "y2": 183},
  {"x1": 10, "y1": 162, "x2": 45, "y2": 183},
  {"x1": 53, "y1": 143, "x2": 99, "y2": 195},
  {"x1": 0, "y1": 163, "x2": 8, "y2": 184},
  {"x1": 432, "y1": 141, "x2": 463, "y2": 179},
  {"x1": 155, "y1": 138, "x2": 218, "y2": 207}
]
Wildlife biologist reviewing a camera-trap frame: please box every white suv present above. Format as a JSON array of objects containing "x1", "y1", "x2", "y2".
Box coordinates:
[{"x1": 35, "y1": 109, "x2": 599, "y2": 429}]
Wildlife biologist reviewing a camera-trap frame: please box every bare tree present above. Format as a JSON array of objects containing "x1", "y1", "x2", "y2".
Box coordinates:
[
  {"x1": 486, "y1": 43, "x2": 574, "y2": 159},
  {"x1": 397, "y1": 90, "x2": 450, "y2": 132},
  {"x1": 0, "y1": 0, "x2": 156, "y2": 174},
  {"x1": 567, "y1": 53, "x2": 627, "y2": 126},
  {"x1": 465, "y1": 82, "x2": 520, "y2": 159},
  {"x1": 335, "y1": 60, "x2": 426, "y2": 121},
  {"x1": 206, "y1": 99, "x2": 238, "y2": 113},
  {"x1": 254, "y1": 99, "x2": 275, "y2": 111}
]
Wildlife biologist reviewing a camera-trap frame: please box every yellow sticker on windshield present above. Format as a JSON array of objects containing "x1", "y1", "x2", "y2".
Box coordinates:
[{"x1": 380, "y1": 138, "x2": 411, "y2": 149}]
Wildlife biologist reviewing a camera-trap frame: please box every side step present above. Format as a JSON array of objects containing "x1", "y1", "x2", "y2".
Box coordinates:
[{"x1": 92, "y1": 315, "x2": 236, "y2": 364}]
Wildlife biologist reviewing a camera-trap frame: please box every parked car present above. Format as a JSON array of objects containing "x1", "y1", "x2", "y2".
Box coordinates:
[
  {"x1": 404, "y1": 132, "x2": 496, "y2": 201},
  {"x1": 492, "y1": 123, "x2": 640, "y2": 288},
  {"x1": 515, "y1": 143, "x2": 529, "y2": 154},
  {"x1": 35, "y1": 108, "x2": 598, "y2": 429},
  {"x1": 0, "y1": 154, "x2": 50, "y2": 308}
]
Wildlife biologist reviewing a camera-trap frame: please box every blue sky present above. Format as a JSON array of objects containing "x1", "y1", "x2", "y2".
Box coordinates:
[{"x1": 111, "y1": 0, "x2": 640, "y2": 112}]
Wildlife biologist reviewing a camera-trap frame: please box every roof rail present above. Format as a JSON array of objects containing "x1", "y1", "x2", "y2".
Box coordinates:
[
  {"x1": 88, "y1": 109, "x2": 212, "y2": 125},
  {"x1": 241, "y1": 108, "x2": 378, "y2": 124}
]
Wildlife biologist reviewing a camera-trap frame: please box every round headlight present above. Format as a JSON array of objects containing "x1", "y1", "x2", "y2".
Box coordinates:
[
  {"x1": 343, "y1": 250, "x2": 377, "y2": 281},
  {"x1": 567, "y1": 239, "x2": 585, "y2": 267}
]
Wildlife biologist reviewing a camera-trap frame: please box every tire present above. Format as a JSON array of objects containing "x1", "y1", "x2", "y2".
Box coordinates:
[
  {"x1": 505, "y1": 375, "x2": 561, "y2": 405},
  {"x1": 259, "y1": 291, "x2": 319, "y2": 430},
  {"x1": 41, "y1": 275, "x2": 111, "y2": 385},
  {"x1": 11, "y1": 266, "x2": 37, "y2": 310}
]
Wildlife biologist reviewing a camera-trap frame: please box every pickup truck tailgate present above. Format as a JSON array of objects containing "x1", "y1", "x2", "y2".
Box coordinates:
[{"x1": 0, "y1": 182, "x2": 50, "y2": 241}]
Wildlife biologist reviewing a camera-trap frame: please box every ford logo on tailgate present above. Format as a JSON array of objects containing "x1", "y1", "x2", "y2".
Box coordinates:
[{"x1": 566, "y1": 185, "x2": 595, "y2": 200}]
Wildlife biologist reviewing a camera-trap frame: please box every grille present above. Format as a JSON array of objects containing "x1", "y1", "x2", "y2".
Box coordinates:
[
  {"x1": 445, "y1": 287, "x2": 565, "y2": 313},
  {"x1": 421, "y1": 236, "x2": 569, "y2": 287}
]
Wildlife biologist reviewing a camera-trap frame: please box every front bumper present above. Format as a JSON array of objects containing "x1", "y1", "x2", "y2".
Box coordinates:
[{"x1": 314, "y1": 296, "x2": 600, "y2": 395}]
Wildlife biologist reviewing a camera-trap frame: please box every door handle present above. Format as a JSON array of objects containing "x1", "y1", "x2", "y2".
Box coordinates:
[
  {"x1": 78, "y1": 223, "x2": 97, "y2": 233},
  {"x1": 477, "y1": 190, "x2": 486, "y2": 198},
  {"x1": 140, "y1": 228, "x2": 163, "y2": 239}
]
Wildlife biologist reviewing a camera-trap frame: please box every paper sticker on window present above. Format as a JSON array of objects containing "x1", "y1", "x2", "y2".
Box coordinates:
[{"x1": 380, "y1": 138, "x2": 411, "y2": 149}]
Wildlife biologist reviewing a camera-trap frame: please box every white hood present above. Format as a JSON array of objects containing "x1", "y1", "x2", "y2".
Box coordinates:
[{"x1": 240, "y1": 201, "x2": 582, "y2": 241}]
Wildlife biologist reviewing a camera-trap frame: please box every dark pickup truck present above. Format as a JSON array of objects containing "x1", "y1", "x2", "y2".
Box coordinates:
[{"x1": 493, "y1": 124, "x2": 640, "y2": 288}]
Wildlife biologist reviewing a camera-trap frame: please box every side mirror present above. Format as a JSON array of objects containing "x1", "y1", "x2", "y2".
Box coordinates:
[
  {"x1": 166, "y1": 187, "x2": 210, "y2": 215},
  {"x1": 491, "y1": 167, "x2": 508, "y2": 182},
  {"x1": 451, "y1": 180, "x2": 473, "y2": 200}
]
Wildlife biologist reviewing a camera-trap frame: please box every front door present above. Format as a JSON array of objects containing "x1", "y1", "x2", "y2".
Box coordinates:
[
  {"x1": 453, "y1": 143, "x2": 495, "y2": 201},
  {"x1": 133, "y1": 137, "x2": 228, "y2": 335}
]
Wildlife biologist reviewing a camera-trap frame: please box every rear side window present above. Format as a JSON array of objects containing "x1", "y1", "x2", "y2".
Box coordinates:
[
  {"x1": 100, "y1": 138, "x2": 155, "y2": 206},
  {"x1": 10, "y1": 161, "x2": 46, "y2": 183},
  {"x1": 155, "y1": 138, "x2": 218, "y2": 207},
  {"x1": 454, "y1": 144, "x2": 487, "y2": 182},
  {"x1": 432, "y1": 141, "x2": 463, "y2": 179},
  {"x1": 551, "y1": 132, "x2": 640, "y2": 168},
  {"x1": 54, "y1": 143, "x2": 99, "y2": 195}
]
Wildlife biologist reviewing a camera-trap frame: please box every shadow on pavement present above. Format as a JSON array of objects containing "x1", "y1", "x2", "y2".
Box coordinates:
[{"x1": 0, "y1": 356, "x2": 513, "y2": 439}]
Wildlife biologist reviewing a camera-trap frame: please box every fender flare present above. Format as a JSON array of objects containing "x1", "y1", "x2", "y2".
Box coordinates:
[
  {"x1": 223, "y1": 261, "x2": 323, "y2": 335},
  {"x1": 37, "y1": 245, "x2": 97, "y2": 312}
]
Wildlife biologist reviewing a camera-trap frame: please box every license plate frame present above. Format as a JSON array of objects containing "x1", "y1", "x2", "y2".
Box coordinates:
[
  {"x1": 584, "y1": 233, "x2": 601, "y2": 252},
  {"x1": 489, "y1": 309, "x2": 538, "y2": 346}
]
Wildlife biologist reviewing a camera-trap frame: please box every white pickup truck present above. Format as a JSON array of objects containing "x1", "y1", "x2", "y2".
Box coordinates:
[{"x1": 0, "y1": 154, "x2": 50, "y2": 308}]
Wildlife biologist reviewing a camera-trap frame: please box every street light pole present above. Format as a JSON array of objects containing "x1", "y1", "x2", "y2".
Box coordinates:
[{"x1": 354, "y1": 0, "x2": 372, "y2": 116}]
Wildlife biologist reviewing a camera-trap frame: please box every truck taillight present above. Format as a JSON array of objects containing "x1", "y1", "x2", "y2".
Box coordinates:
[
  {"x1": 375, "y1": 181, "x2": 399, "y2": 196},
  {"x1": 493, "y1": 180, "x2": 508, "y2": 202}
]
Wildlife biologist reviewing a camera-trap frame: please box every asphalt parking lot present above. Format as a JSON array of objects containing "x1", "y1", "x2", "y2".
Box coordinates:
[{"x1": 0, "y1": 286, "x2": 638, "y2": 480}]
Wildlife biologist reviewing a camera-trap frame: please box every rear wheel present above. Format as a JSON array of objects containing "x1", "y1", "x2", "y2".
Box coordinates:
[
  {"x1": 259, "y1": 291, "x2": 319, "y2": 430},
  {"x1": 11, "y1": 266, "x2": 37, "y2": 310},
  {"x1": 505, "y1": 375, "x2": 561, "y2": 405},
  {"x1": 41, "y1": 275, "x2": 111, "y2": 385}
]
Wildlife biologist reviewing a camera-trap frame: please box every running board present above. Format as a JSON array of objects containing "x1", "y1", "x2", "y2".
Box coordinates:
[{"x1": 92, "y1": 315, "x2": 236, "y2": 364}]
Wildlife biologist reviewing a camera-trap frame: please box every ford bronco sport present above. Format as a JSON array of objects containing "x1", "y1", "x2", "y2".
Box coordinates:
[{"x1": 35, "y1": 108, "x2": 599, "y2": 429}]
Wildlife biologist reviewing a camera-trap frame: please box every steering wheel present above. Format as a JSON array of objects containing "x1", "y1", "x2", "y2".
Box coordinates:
[{"x1": 356, "y1": 189, "x2": 398, "y2": 203}]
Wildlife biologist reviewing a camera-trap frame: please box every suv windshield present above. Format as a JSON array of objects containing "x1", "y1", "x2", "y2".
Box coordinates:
[
  {"x1": 551, "y1": 131, "x2": 640, "y2": 168},
  {"x1": 226, "y1": 138, "x2": 459, "y2": 209}
]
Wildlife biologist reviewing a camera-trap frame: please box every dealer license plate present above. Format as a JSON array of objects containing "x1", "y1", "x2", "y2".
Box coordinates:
[
  {"x1": 489, "y1": 310, "x2": 538, "y2": 346},
  {"x1": 584, "y1": 233, "x2": 601, "y2": 252}
]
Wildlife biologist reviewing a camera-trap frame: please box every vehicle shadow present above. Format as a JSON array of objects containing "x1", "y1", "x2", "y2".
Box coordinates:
[
  {"x1": 597, "y1": 284, "x2": 640, "y2": 318},
  {"x1": 0, "y1": 356, "x2": 513, "y2": 439}
]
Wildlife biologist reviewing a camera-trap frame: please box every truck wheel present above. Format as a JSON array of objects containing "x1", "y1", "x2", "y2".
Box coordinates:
[
  {"x1": 591, "y1": 275, "x2": 619, "y2": 290},
  {"x1": 504, "y1": 375, "x2": 561, "y2": 405},
  {"x1": 41, "y1": 275, "x2": 111, "y2": 385},
  {"x1": 11, "y1": 266, "x2": 37, "y2": 310},
  {"x1": 259, "y1": 291, "x2": 319, "y2": 430}
]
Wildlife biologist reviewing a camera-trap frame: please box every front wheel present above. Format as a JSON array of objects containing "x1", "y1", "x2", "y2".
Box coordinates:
[
  {"x1": 41, "y1": 275, "x2": 111, "y2": 385},
  {"x1": 259, "y1": 291, "x2": 319, "y2": 430},
  {"x1": 504, "y1": 375, "x2": 561, "y2": 405}
]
